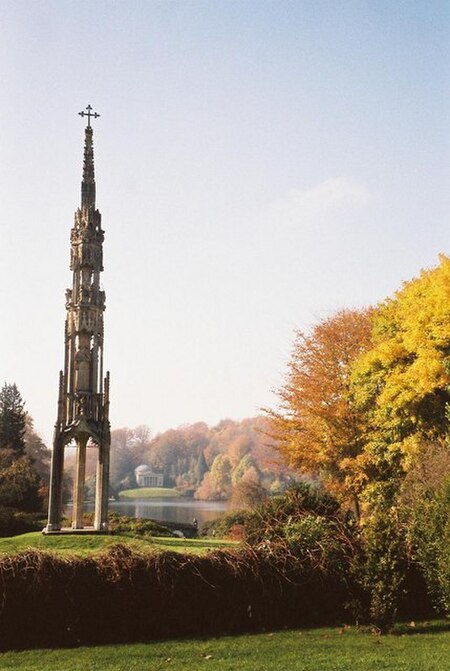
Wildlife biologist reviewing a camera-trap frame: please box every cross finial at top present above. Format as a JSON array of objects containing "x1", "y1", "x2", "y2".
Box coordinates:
[{"x1": 78, "y1": 104, "x2": 100, "y2": 128}]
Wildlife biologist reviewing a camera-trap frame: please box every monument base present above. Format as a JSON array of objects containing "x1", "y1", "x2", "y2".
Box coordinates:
[{"x1": 42, "y1": 526, "x2": 109, "y2": 535}]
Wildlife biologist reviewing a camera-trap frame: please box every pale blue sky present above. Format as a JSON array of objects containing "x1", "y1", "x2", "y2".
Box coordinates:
[{"x1": 0, "y1": 1, "x2": 449, "y2": 443}]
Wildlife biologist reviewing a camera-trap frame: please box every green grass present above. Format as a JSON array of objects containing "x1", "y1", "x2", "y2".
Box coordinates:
[
  {"x1": 0, "y1": 532, "x2": 237, "y2": 556},
  {"x1": 0, "y1": 622, "x2": 449, "y2": 670},
  {"x1": 118, "y1": 487, "x2": 180, "y2": 499}
]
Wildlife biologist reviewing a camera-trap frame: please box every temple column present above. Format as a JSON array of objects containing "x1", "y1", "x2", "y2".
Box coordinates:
[
  {"x1": 72, "y1": 435, "x2": 87, "y2": 529},
  {"x1": 94, "y1": 440, "x2": 110, "y2": 531},
  {"x1": 45, "y1": 437, "x2": 65, "y2": 531}
]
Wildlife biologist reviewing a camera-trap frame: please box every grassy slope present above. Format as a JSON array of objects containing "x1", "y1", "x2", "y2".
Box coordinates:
[
  {"x1": 0, "y1": 623, "x2": 449, "y2": 671},
  {"x1": 118, "y1": 487, "x2": 180, "y2": 499},
  {"x1": 0, "y1": 532, "x2": 236, "y2": 556}
]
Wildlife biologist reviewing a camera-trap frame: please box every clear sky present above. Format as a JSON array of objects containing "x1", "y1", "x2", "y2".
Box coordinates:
[{"x1": 0, "y1": 0, "x2": 449, "y2": 444}]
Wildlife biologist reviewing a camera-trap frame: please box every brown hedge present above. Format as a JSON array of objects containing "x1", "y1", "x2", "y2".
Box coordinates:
[{"x1": 0, "y1": 543, "x2": 353, "y2": 650}]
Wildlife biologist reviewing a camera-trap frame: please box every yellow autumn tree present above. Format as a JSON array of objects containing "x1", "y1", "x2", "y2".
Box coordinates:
[
  {"x1": 353, "y1": 255, "x2": 450, "y2": 458},
  {"x1": 267, "y1": 308, "x2": 374, "y2": 514},
  {"x1": 348, "y1": 255, "x2": 450, "y2": 512}
]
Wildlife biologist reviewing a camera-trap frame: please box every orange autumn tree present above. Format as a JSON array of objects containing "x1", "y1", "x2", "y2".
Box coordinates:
[{"x1": 268, "y1": 308, "x2": 374, "y2": 515}]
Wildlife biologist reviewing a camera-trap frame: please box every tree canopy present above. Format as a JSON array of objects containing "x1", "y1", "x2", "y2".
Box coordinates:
[
  {"x1": 0, "y1": 383, "x2": 45, "y2": 513},
  {"x1": 267, "y1": 308, "x2": 374, "y2": 512},
  {"x1": 353, "y1": 255, "x2": 450, "y2": 447},
  {"x1": 0, "y1": 382, "x2": 26, "y2": 462}
]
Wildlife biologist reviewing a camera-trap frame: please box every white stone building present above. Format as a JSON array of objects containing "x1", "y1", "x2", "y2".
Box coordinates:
[{"x1": 135, "y1": 465, "x2": 164, "y2": 488}]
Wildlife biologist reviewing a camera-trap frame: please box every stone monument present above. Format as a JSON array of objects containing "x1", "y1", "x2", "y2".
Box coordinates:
[{"x1": 45, "y1": 106, "x2": 110, "y2": 533}]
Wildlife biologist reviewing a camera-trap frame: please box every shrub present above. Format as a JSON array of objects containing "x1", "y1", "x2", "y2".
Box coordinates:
[
  {"x1": 361, "y1": 506, "x2": 405, "y2": 629},
  {"x1": 398, "y1": 442, "x2": 450, "y2": 617},
  {"x1": 405, "y1": 478, "x2": 450, "y2": 615},
  {"x1": 205, "y1": 483, "x2": 343, "y2": 540},
  {"x1": 202, "y1": 510, "x2": 255, "y2": 539},
  {"x1": 0, "y1": 507, "x2": 44, "y2": 537},
  {"x1": 79, "y1": 512, "x2": 175, "y2": 538}
]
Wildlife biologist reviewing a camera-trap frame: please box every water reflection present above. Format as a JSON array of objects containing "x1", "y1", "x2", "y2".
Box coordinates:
[{"x1": 66, "y1": 498, "x2": 228, "y2": 529}]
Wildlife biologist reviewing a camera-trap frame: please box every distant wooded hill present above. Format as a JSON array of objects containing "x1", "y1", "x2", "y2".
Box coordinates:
[{"x1": 106, "y1": 417, "x2": 294, "y2": 501}]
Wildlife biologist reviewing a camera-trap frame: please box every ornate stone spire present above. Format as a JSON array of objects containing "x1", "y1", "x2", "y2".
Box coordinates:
[
  {"x1": 81, "y1": 126, "x2": 96, "y2": 210},
  {"x1": 45, "y1": 107, "x2": 110, "y2": 534}
]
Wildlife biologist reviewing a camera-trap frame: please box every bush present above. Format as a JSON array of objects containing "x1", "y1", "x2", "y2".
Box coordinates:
[
  {"x1": 405, "y1": 477, "x2": 450, "y2": 615},
  {"x1": 203, "y1": 483, "x2": 341, "y2": 540},
  {"x1": 361, "y1": 506, "x2": 405, "y2": 629},
  {"x1": 397, "y1": 442, "x2": 450, "y2": 617},
  {"x1": 202, "y1": 510, "x2": 255, "y2": 539},
  {"x1": 283, "y1": 516, "x2": 349, "y2": 571},
  {"x1": 78, "y1": 512, "x2": 175, "y2": 538},
  {"x1": 0, "y1": 507, "x2": 44, "y2": 537}
]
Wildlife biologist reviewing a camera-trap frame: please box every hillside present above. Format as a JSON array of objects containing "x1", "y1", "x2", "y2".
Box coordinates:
[{"x1": 104, "y1": 416, "x2": 293, "y2": 500}]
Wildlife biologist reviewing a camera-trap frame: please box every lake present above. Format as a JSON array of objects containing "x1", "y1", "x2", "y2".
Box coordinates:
[{"x1": 65, "y1": 498, "x2": 229, "y2": 529}]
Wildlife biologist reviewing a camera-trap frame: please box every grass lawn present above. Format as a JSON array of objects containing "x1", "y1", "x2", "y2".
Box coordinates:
[
  {"x1": 118, "y1": 487, "x2": 180, "y2": 499},
  {"x1": 0, "y1": 532, "x2": 236, "y2": 556},
  {"x1": 0, "y1": 622, "x2": 449, "y2": 670}
]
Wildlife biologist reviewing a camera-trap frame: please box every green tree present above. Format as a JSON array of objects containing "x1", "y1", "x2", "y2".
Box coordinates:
[
  {"x1": 24, "y1": 415, "x2": 50, "y2": 482},
  {"x1": 0, "y1": 382, "x2": 26, "y2": 462},
  {"x1": 0, "y1": 456, "x2": 43, "y2": 512},
  {"x1": 196, "y1": 449, "x2": 208, "y2": 483},
  {"x1": 0, "y1": 385, "x2": 45, "y2": 512},
  {"x1": 399, "y1": 441, "x2": 450, "y2": 615}
]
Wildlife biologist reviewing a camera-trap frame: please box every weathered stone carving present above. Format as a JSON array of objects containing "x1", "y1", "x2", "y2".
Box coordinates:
[{"x1": 45, "y1": 108, "x2": 110, "y2": 533}]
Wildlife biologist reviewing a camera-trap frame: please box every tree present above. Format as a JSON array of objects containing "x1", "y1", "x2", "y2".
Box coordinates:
[
  {"x1": 196, "y1": 449, "x2": 209, "y2": 483},
  {"x1": 110, "y1": 427, "x2": 144, "y2": 494},
  {"x1": 196, "y1": 454, "x2": 232, "y2": 500},
  {"x1": 0, "y1": 382, "x2": 26, "y2": 462},
  {"x1": 24, "y1": 415, "x2": 50, "y2": 482},
  {"x1": 0, "y1": 384, "x2": 44, "y2": 512},
  {"x1": 353, "y1": 255, "x2": 450, "y2": 453},
  {"x1": 232, "y1": 454, "x2": 259, "y2": 485},
  {"x1": 0, "y1": 456, "x2": 43, "y2": 512},
  {"x1": 347, "y1": 255, "x2": 450, "y2": 515},
  {"x1": 230, "y1": 480, "x2": 268, "y2": 509},
  {"x1": 267, "y1": 308, "x2": 373, "y2": 514}
]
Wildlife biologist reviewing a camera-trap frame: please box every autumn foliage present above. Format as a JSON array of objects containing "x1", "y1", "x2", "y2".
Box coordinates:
[
  {"x1": 267, "y1": 308, "x2": 373, "y2": 513},
  {"x1": 268, "y1": 255, "x2": 450, "y2": 624},
  {"x1": 106, "y1": 417, "x2": 293, "y2": 502}
]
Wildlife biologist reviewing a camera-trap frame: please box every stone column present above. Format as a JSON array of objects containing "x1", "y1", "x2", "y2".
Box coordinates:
[
  {"x1": 72, "y1": 435, "x2": 87, "y2": 529},
  {"x1": 94, "y1": 440, "x2": 110, "y2": 531},
  {"x1": 45, "y1": 437, "x2": 65, "y2": 532}
]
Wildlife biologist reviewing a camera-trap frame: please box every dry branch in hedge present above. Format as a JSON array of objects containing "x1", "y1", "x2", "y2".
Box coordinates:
[{"x1": 0, "y1": 543, "x2": 352, "y2": 650}]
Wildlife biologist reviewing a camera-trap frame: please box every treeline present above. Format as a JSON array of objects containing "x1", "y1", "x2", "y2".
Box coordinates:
[
  {"x1": 0, "y1": 382, "x2": 49, "y2": 535},
  {"x1": 109, "y1": 417, "x2": 294, "y2": 501},
  {"x1": 266, "y1": 254, "x2": 450, "y2": 625}
]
